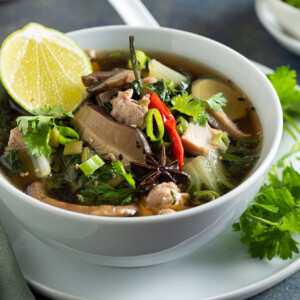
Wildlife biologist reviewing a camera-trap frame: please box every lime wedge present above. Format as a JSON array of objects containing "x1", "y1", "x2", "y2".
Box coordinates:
[{"x1": 0, "y1": 23, "x2": 92, "y2": 114}]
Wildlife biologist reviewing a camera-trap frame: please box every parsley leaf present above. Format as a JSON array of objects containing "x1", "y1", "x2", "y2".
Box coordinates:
[
  {"x1": 112, "y1": 160, "x2": 136, "y2": 188},
  {"x1": 171, "y1": 94, "x2": 208, "y2": 125}
]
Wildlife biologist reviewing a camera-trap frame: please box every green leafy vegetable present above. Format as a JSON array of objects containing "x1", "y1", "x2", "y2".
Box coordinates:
[
  {"x1": 171, "y1": 94, "x2": 208, "y2": 125},
  {"x1": 112, "y1": 160, "x2": 136, "y2": 188},
  {"x1": 205, "y1": 92, "x2": 227, "y2": 111},
  {"x1": 80, "y1": 182, "x2": 136, "y2": 206},
  {"x1": 0, "y1": 150, "x2": 23, "y2": 174},
  {"x1": 233, "y1": 66, "x2": 300, "y2": 260},
  {"x1": 16, "y1": 105, "x2": 76, "y2": 157}
]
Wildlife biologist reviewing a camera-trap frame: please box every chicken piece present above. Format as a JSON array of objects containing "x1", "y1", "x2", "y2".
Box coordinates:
[
  {"x1": 110, "y1": 89, "x2": 149, "y2": 129},
  {"x1": 208, "y1": 111, "x2": 250, "y2": 139},
  {"x1": 27, "y1": 181, "x2": 138, "y2": 217},
  {"x1": 85, "y1": 69, "x2": 135, "y2": 94},
  {"x1": 145, "y1": 182, "x2": 189, "y2": 211},
  {"x1": 7, "y1": 127, "x2": 26, "y2": 152},
  {"x1": 181, "y1": 123, "x2": 223, "y2": 156}
]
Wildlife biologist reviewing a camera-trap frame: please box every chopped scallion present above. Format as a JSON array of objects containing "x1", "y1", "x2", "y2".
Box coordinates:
[
  {"x1": 63, "y1": 141, "x2": 83, "y2": 155},
  {"x1": 79, "y1": 155, "x2": 105, "y2": 176},
  {"x1": 146, "y1": 108, "x2": 164, "y2": 142}
]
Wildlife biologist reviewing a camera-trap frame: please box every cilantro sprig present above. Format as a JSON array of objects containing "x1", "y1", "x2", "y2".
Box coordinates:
[
  {"x1": 234, "y1": 66, "x2": 300, "y2": 260},
  {"x1": 112, "y1": 160, "x2": 136, "y2": 188},
  {"x1": 170, "y1": 93, "x2": 227, "y2": 125},
  {"x1": 17, "y1": 105, "x2": 75, "y2": 157}
]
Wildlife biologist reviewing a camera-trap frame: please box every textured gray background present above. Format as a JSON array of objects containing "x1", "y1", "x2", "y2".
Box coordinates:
[{"x1": 0, "y1": 0, "x2": 299, "y2": 299}]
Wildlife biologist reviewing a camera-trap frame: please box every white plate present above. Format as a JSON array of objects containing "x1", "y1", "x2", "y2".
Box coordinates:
[
  {"x1": 255, "y1": 0, "x2": 300, "y2": 56},
  {"x1": 1, "y1": 63, "x2": 300, "y2": 300}
]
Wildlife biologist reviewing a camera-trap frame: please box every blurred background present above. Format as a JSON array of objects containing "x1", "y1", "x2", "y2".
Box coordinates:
[
  {"x1": 0, "y1": 0, "x2": 299, "y2": 72},
  {"x1": 0, "y1": 0, "x2": 299, "y2": 299}
]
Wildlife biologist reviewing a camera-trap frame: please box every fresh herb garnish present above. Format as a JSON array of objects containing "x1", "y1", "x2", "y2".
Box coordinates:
[
  {"x1": 80, "y1": 182, "x2": 136, "y2": 206},
  {"x1": 171, "y1": 190, "x2": 177, "y2": 205},
  {"x1": 233, "y1": 154, "x2": 300, "y2": 260},
  {"x1": 0, "y1": 150, "x2": 23, "y2": 174},
  {"x1": 234, "y1": 66, "x2": 300, "y2": 260},
  {"x1": 205, "y1": 92, "x2": 228, "y2": 112},
  {"x1": 170, "y1": 92, "x2": 227, "y2": 126},
  {"x1": 112, "y1": 160, "x2": 136, "y2": 188},
  {"x1": 171, "y1": 94, "x2": 208, "y2": 125},
  {"x1": 17, "y1": 105, "x2": 75, "y2": 157}
]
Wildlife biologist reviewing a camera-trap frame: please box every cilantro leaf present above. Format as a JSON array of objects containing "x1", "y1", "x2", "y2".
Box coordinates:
[
  {"x1": 205, "y1": 92, "x2": 227, "y2": 111},
  {"x1": 16, "y1": 105, "x2": 75, "y2": 157},
  {"x1": 171, "y1": 94, "x2": 208, "y2": 125},
  {"x1": 233, "y1": 161, "x2": 300, "y2": 260},
  {"x1": 23, "y1": 129, "x2": 51, "y2": 157},
  {"x1": 267, "y1": 66, "x2": 300, "y2": 115},
  {"x1": 33, "y1": 104, "x2": 74, "y2": 118},
  {"x1": 112, "y1": 160, "x2": 136, "y2": 188}
]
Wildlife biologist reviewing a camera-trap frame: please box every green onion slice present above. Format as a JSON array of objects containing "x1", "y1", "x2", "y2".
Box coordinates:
[
  {"x1": 146, "y1": 108, "x2": 165, "y2": 142},
  {"x1": 79, "y1": 155, "x2": 105, "y2": 176}
]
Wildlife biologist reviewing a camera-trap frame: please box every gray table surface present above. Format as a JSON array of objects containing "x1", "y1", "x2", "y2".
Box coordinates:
[{"x1": 0, "y1": 0, "x2": 300, "y2": 299}]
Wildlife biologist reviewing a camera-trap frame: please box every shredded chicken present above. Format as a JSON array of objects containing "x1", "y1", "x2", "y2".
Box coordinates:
[
  {"x1": 111, "y1": 89, "x2": 150, "y2": 129},
  {"x1": 145, "y1": 182, "x2": 189, "y2": 211},
  {"x1": 181, "y1": 123, "x2": 223, "y2": 156}
]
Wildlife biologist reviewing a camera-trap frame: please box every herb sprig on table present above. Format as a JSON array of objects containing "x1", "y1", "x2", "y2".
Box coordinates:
[{"x1": 233, "y1": 66, "x2": 300, "y2": 260}]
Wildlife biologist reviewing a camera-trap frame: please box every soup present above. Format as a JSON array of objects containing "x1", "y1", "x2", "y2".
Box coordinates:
[{"x1": 0, "y1": 38, "x2": 262, "y2": 217}]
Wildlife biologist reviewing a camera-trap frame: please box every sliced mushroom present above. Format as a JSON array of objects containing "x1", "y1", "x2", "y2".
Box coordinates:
[
  {"x1": 84, "y1": 69, "x2": 135, "y2": 94},
  {"x1": 191, "y1": 78, "x2": 248, "y2": 121},
  {"x1": 27, "y1": 181, "x2": 138, "y2": 217},
  {"x1": 73, "y1": 104, "x2": 151, "y2": 168},
  {"x1": 96, "y1": 88, "x2": 120, "y2": 106},
  {"x1": 208, "y1": 113, "x2": 250, "y2": 139},
  {"x1": 81, "y1": 69, "x2": 122, "y2": 87}
]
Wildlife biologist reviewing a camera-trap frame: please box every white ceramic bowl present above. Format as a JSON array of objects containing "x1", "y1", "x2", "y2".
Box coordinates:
[
  {"x1": 267, "y1": 0, "x2": 300, "y2": 40},
  {"x1": 0, "y1": 26, "x2": 282, "y2": 267}
]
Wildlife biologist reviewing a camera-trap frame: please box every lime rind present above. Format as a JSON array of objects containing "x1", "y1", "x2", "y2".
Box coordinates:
[{"x1": 0, "y1": 23, "x2": 92, "y2": 115}]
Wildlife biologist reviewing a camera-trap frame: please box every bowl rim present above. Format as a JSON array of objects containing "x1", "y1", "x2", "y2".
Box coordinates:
[{"x1": 0, "y1": 25, "x2": 283, "y2": 224}]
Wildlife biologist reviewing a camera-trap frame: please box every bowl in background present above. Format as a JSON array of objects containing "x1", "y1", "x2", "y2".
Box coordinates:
[
  {"x1": 0, "y1": 26, "x2": 282, "y2": 267},
  {"x1": 267, "y1": 0, "x2": 300, "y2": 40}
]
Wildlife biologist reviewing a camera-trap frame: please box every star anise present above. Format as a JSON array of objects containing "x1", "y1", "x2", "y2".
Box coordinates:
[{"x1": 130, "y1": 145, "x2": 189, "y2": 191}]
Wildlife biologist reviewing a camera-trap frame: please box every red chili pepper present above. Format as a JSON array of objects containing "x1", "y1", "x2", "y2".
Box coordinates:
[{"x1": 149, "y1": 93, "x2": 184, "y2": 169}]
